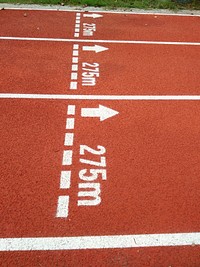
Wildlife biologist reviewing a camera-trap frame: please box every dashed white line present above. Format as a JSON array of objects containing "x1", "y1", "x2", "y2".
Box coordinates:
[
  {"x1": 60, "y1": 171, "x2": 71, "y2": 189},
  {"x1": 73, "y1": 44, "x2": 79, "y2": 50},
  {"x1": 56, "y1": 196, "x2": 70, "y2": 218},
  {"x1": 72, "y1": 57, "x2": 78, "y2": 63},
  {"x1": 66, "y1": 118, "x2": 75, "y2": 129},
  {"x1": 73, "y1": 50, "x2": 79, "y2": 56},
  {"x1": 67, "y1": 105, "x2": 76, "y2": 115},
  {"x1": 72, "y1": 64, "x2": 78, "y2": 71},
  {"x1": 70, "y1": 82, "x2": 77, "y2": 90},
  {"x1": 64, "y1": 133, "x2": 74, "y2": 146},
  {"x1": 71, "y1": 72, "x2": 78, "y2": 80},
  {"x1": 62, "y1": 150, "x2": 73, "y2": 165}
]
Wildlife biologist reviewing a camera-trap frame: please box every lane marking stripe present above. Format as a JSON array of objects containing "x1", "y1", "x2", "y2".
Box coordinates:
[
  {"x1": 66, "y1": 118, "x2": 75, "y2": 129},
  {"x1": 70, "y1": 82, "x2": 77, "y2": 90},
  {"x1": 62, "y1": 150, "x2": 73, "y2": 165},
  {"x1": 1, "y1": 7, "x2": 199, "y2": 17},
  {"x1": 0, "y1": 233, "x2": 200, "y2": 251},
  {"x1": 72, "y1": 57, "x2": 78, "y2": 63},
  {"x1": 0, "y1": 37, "x2": 200, "y2": 46},
  {"x1": 71, "y1": 72, "x2": 78, "y2": 80},
  {"x1": 56, "y1": 196, "x2": 69, "y2": 218},
  {"x1": 67, "y1": 105, "x2": 76, "y2": 115},
  {"x1": 73, "y1": 50, "x2": 79, "y2": 56},
  {"x1": 60, "y1": 171, "x2": 71, "y2": 189},
  {"x1": 64, "y1": 133, "x2": 74, "y2": 146},
  {"x1": 3, "y1": 94, "x2": 200, "y2": 100},
  {"x1": 72, "y1": 64, "x2": 78, "y2": 71}
]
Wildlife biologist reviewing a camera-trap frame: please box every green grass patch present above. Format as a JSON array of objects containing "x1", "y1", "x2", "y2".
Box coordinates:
[{"x1": 0, "y1": 0, "x2": 199, "y2": 10}]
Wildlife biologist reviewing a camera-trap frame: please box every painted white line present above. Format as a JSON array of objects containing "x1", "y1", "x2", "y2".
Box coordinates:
[
  {"x1": 1, "y1": 7, "x2": 199, "y2": 17},
  {"x1": 67, "y1": 105, "x2": 76, "y2": 115},
  {"x1": 60, "y1": 171, "x2": 71, "y2": 189},
  {"x1": 0, "y1": 232, "x2": 200, "y2": 251},
  {"x1": 72, "y1": 64, "x2": 78, "y2": 71},
  {"x1": 0, "y1": 37, "x2": 200, "y2": 46},
  {"x1": 76, "y1": 13, "x2": 81, "y2": 17},
  {"x1": 64, "y1": 133, "x2": 74, "y2": 146},
  {"x1": 62, "y1": 150, "x2": 73, "y2": 165},
  {"x1": 71, "y1": 72, "x2": 78, "y2": 80},
  {"x1": 73, "y1": 50, "x2": 79, "y2": 56},
  {"x1": 76, "y1": 19, "x2": 80, "y2": 24},
  {"x1": 3, "y1": 94, "x2": 200, "y2": 100},
  {"x1": 72, "y1": 57, "x2": 78, "y2": 63},
  {"x1": 73, "y1": 44, "x2": 79, "y2": 50},
  {"x1": 91, "y1": 10, "x2": 200, "y2": 17},
  {"x1": 74, "y1": 28, "x2": 80, "y2": 33},
  {"x1": 74, "y1": 33, "x2": 79, "y2": 38},
  {"x1": 66, "y1": 118, "x2": 75, "y2": 129},
  {"x1": 75, "y1": 23, "x2": 80, "y2": 28},
  {"x1": 56, "y1": 196, "x2": 69, "y2": 218},
  {"x1": 70, "y1": 82, "x2": 77, "y2": 90}
]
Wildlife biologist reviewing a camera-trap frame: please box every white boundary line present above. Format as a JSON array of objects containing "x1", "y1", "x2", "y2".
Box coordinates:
[
  {"x1": 0, "y1": 233, "x2": 200, "y2": 251},
  {"x1": 0, "y1": 5, "x2": 199, "y2": 17},
  {"x1": 0, "y1": 36, "x2": 200, "y2": 46},
  {"x1": 2, "y1": 93, "x2": 200, "y2": 100}
]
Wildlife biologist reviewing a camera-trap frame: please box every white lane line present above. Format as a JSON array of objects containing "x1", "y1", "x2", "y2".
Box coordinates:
[
  {"x1": 0, "y1": 232, "x2": 200, "y2": 251},
  {"x1": 70, "y1": 82, "x2": 77, "y2": 90},
  {"x1": 67, "y1": 105, "x2": 76, "y2": 115},
  {"x1": 60, "y1": 171, "x2": 71, "y2": 189},
  {"x1": 72, "y1": 64, "x2": 78, "y2": 71},
  {"x1": 73, "y1": 44, "x2": 79, "y2": 50},
  {"x1": 73, "y1": 50, "x2": 79, "y2": 56},
  {"x1": 72, "y1": 57, "x2": 78, "y2": 63},
  {"x1": 71, "y1": 72, "x2": 78, "y2": 80},
  {"x1": 56, "y1": 196, "x2": 69, "y2": 218},
  {"x1": 1, "y1": 37, "x2": 200, "y2": 46},
  {"x1": 74, "y1": 33, "x2": 79, "y2": 38},
  {"x1": 2, "y1": 7, "x2": 199, "y2": 17},
  {"x1": 66, "y1": 118, "x2": 75, "y2": 129},
  {"x1": 64, "y1": 133, "x2": 74, "y2": 146},
  {"x1": 3, "y1": 94, "x2": 200, "y2": 100},
  {"x1": 74, "y1": 28, "x2": 80, "y2": 33},
  {"x1": 62, "y1": 150, "x2": 73, "y2": 165}
]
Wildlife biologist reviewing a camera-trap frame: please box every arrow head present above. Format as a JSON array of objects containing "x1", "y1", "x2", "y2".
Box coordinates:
[
  {"x1": 99, "y1": 105, "x2": 119, "y2": 121},
  {"x1": 95, "y1": 45, "x2": 108, "y2": 53}
]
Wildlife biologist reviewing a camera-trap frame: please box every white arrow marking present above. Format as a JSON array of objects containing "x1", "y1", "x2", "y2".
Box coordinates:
[
  {"x1": 81, "y1": 105, "x2": 119, "y2": 121},
  {"x1": 82, "y1": 45, "x2": 108, "y2": 53},
  {"x1": 83, "y1": 14, "x2": 103, "y2": 18}
]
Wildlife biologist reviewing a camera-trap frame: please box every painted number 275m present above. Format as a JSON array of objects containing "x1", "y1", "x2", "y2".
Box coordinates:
[{"x1": 78, "y1": 145, "x2": 107, "y2": 206}]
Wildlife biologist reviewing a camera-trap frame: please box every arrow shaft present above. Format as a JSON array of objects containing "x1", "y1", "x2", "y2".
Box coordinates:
[
  {"x1": 81, "y1": 108, "x2": 100, "y2": 118},
  {"x1": 83, "y1": 14, "x2": 93, "y2": 18},
  {"x1": 83, "y1": 46, "x2": 94, "y2": 52}
]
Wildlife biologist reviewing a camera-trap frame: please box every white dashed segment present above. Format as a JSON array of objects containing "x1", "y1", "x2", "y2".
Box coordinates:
[
  {"x1": 60, "y1": 171, "x2": 71, "y2": 189},
  {"x1": 72, "y1": 64, "x2": 78, "y2": 71},
  {"x1": 66, "y1": 118, "x2": 75, "y2": 129},
  {"x1": 56, "y1": 196, "x2": 70, "y2": 217},
  {"x1": 64, "y1": 133, "x2": 74, "y2": 146},
  {"x1": 70, "y1": 44, "x2": 79, "y2": 90},
  {"x1": 62, "y1": 150, "x2": 73, "y2": 165},
  {"x1": 67, "y1": 105, "x2": 76, "y2": 115},
  {"x1": 74, "y1": 13, "x2": 81, "y2": 38},
  {"x1": 56, "y1": 105, "x2": 76, "y2": 218},
  {"x1": 70, "y1": 81, "x2": 77, "y2": 90}
]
